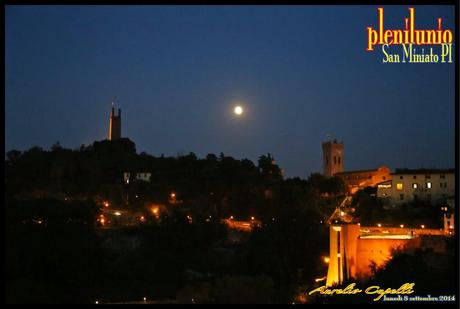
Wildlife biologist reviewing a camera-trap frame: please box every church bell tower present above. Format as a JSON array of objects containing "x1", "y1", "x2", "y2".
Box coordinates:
[{"x1": 322, "y1": 139, "x2": 344, "y2": 177}]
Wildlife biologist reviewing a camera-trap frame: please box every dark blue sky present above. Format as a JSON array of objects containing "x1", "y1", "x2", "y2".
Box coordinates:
[{"x1": 5, "y1": 5, "x2": 455, "y2": 178}]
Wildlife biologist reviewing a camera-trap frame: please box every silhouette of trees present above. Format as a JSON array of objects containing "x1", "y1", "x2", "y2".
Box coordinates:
[{"x1": 5, "y1": 139, "x2": 352, "y2": 303}]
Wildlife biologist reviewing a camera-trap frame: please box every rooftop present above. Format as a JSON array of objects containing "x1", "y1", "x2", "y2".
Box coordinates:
[{"x1": 392, "y1": 168, "x2": 455, "y2": 175}]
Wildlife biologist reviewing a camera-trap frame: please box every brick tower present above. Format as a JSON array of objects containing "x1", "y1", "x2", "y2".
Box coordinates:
[
  {"x1": 108, "y1": 103, "x2": 121, "y2": 140},
  {"x1": 322, "y1": 139, "x2": 344, "y2": 177}
]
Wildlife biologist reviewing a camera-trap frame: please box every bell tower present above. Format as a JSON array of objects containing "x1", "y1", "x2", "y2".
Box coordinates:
[
  {"x1": 322, "y1": 139, "x2": 344, "y2": 177},
  {"x1": 108, "y1": 102, "x2": 121, "y2": 140}
]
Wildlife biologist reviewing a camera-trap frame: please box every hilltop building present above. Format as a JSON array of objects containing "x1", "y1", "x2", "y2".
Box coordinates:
[
  {"x1": 321, "y1": 139, "x2": 391, "y2": 194},
  {"x1": 377, "y1": 168, "x2": 455, "y2": 207},
  {"x1": 322, "y1": 139, "x2": 344, "y2": 177}
]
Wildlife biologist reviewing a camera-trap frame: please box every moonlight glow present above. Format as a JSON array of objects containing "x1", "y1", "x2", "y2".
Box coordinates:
[{"x1": 234, "y1": 106, "x2": 243, "y2": 115}]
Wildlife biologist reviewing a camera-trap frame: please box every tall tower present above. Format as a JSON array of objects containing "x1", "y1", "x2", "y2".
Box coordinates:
[
  {"x1": 322, "y1": 139, "x2": 344, "y2": 177},
  {"x1": 108, "y1": 103, "x2": 121, "y2": 140}
]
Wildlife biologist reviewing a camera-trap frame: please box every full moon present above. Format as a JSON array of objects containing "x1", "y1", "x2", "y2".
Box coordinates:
[{"x1": 234, "y1": 106, "x2": 243, "y2": 115}]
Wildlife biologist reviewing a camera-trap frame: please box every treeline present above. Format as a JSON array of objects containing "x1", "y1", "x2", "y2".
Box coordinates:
[
  {"x1": 5, "y1": 138, "x2": 348, "y2": 304},
  {"x1": 6, "y1": 138, "x2": 345, "y2": 220}
]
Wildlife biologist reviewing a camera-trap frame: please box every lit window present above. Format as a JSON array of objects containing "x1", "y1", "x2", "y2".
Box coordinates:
[
  {"x1": 426, "y1": 182, "x2": 432, "y2": 189},
  {"x1": 396, "y1": 183, "x2": 403, "y2": 190},
  {"x1": 412, "y1": 183, "x2": 418, "y2": 189}
]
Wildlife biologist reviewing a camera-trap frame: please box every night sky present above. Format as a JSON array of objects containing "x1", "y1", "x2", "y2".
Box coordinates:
[{"x1": 5, "y1": 5, "x2": 455, "y2": 178}]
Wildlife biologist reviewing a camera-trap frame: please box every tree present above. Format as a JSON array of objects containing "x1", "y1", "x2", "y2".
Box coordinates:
[
  {"x1": 6, "y1": 150, "x2": 21, "y2": 163},
  {"x1": 258, "y1": 153, "x2": 282, "y2": 181}
]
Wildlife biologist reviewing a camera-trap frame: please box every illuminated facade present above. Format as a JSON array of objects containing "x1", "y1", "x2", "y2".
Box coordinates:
[
  {"x1": 377, "y1": 168, "x2": 455, "y2": 206},
  {"x1": 326, "y1": 224, "x2": 448, "y2": 286},
  {"x1": 321, "y1": 140, "x2": 391, "y2": 194},
  {"x1": 108, "y1": 104, "x2": 121, "y2": 140},
  {"x1": 335, "y1": 166, "x2": 392, "y2": 194},
  {"x1": 322, "y1": 139, "x2": 344, "y2": 177}
]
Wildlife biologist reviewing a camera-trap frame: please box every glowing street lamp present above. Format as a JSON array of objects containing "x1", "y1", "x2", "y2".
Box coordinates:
[
  {"x1": 377, "y1": 223, "x2": 382, "y2": 227},
  {"x1": 323, "y1": 257, "x2": 330, "y2": 263},
  {"x1": 250, "y1": 216, "x2": 255, "y2": 221},
  {"x1": 400, "y1": 224, "x2": 404, "y2": 228},
  {"x1": 421, "y1": 224, "x2": 425, "y2": 229}
]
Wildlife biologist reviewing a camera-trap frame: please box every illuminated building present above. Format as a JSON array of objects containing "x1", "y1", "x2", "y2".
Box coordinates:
[
  {"x1": 322, "y1": 139, "x2": 344, "y2": 177},
  {"x1": 326, "y1": 223, "x2": 450, "y2": 286},
  {"x1": 108, "y1": 103, "x2": 121, "y2": 140},
  {"x1": 377, "y1": 168, "x2": 455, "y2": 207},
  {"x1": 335, "y1": 166, "x2": 392, "y2": 194},
  {"x1": 123, "y1": 172, "x2": 152, "y2": 183},
  {"x1": 321, "y1": 139, "x2": 391, "y2": 194}
]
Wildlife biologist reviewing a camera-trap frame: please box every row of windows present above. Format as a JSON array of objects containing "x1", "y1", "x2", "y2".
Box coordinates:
[
  {"x1": 397, "y1": 181, "x2": 450, "y2": 190},
  {"x1": 400, "y1": 193, "x2": 433, "y2": 200},
  {"x1": 411, "y1": 182, "x2": 432, "y2": 189},
  {"x1": 399, "y1": 174, "x2": 447, "y2": 180}
]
